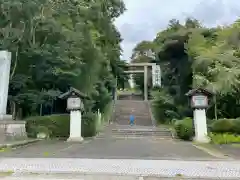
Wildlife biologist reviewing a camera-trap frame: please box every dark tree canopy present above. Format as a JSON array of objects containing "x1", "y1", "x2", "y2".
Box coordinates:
[
  {"x1": 0, "y1": 0, "x2": 127, "y2": 118},
  {"x1": 131, "y1": 18, "x2": 240, "y2": 122}
]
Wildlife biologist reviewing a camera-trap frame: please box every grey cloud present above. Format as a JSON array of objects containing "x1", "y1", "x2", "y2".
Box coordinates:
[
  {"x1": 191, "y1": 1, "x2": 224, "y2": 25},
  {"x1": 189, "y1": 0, "x2": 231, "y2": 26},
  {"x1": 118, "y1": 23, "x2": 152, "y2": 42},
  {"x1": 119, "y1": 22, "x2": 165, "y2": 43},
  {"x1": 116, "y1": 0, "x2": 240, "y2": 60}
]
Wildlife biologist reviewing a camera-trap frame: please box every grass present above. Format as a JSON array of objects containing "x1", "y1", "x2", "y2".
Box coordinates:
[
  {"x1": 0, "y1": 170, "x2": 14, "y2": 176},
  {"x1": 0, "y1": 147, "x2": 11, "y2": 152},
  {"x1": 231, "y1": 143, "x2": 240, "y2": 148}
]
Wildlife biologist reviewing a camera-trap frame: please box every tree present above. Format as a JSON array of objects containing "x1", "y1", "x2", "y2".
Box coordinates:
[
  {"x1": 0, "y1": 0, "x2": 127, "y2": 118},
  {"x1": 135, "y1": 17, "x2": 240, "y2": 123},
  {"x1": 130, "y1": 41, "x2": 156, "y2": 92}
]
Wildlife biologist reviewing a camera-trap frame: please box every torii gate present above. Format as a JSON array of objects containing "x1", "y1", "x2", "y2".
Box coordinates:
[{"x1": 123, "y1": 63, "x2": 161, "y2": 101}]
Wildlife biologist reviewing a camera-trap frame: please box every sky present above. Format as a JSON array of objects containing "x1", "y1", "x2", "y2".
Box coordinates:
[{"x1": 114, "y1": 0, "x2": 240, "y2": 61}]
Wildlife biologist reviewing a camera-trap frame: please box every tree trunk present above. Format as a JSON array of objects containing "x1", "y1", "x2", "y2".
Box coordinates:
[{"x1": 10, "y1": 101, "x2": 16, "y2": 120}]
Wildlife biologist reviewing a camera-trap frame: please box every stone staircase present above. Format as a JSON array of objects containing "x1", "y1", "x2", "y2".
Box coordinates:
[
  {"x1": 97, "y1": 124, "x2": 173, "y2": 139},
  {"x1": 97, "y1": 93, "x2": 173, "y2": 139},
  {"x1": 111, "y1": 125, "x2": 173, "y2": 139},
  {"x1": 114, "y1": 102, "x2": 151, "y2": 126}
]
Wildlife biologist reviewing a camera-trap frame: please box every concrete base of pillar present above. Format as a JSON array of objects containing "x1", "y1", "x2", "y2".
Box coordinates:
[
  {"x1": 0, "y1": 114, "x2": 12, "y2": 121},
  {"x1": 0, "y1": 115, "x2": 27, "y2": 141},
  {"x1": 193, "y1": 136, "x2": 210, "y2": 143},
  {"x1": 67, "y1": 136, "x2": 84, "y2": 142}
]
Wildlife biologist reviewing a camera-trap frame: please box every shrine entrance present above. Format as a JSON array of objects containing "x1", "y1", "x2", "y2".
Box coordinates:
[{"x1": 119, "y1": 62, "x2": 161, "y2": 101}]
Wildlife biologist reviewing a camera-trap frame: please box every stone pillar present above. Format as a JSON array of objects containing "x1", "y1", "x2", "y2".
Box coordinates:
[
  {"x1": 152, "y1": 63, "x2": 156, "y2": 87},
  {"x1": 144, "y1": 65, "x2": 148, "y2": 101},
  {"x1": 0, "y1": 51, "x2": 27, "y2": 140},
  {"x1": 115, "y1": 77, "x2": 118, "y2": 101},
  {"x1": 193, "y1": 109, "x2": 210, "y2": 143},
  {"x1": 0, "y1": 51, "x2": 11, "y2": 117},
  {"x1": 67, "y1": 110, "x2": 83, "y2": 142}
]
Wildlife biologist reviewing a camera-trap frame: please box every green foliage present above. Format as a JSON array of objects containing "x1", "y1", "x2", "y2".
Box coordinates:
[
  {"x1": 151, "y1": 89, "x2": 180, "y2": 124},
  {"x1": 210, "y1": 118, "x2": 240, "y2": 134},
  {"x1": 210, "y1": 119, "x2": 235, "y2": 133},
  {"x1": 26, "y1": 114, "x2": 70, "y2": 138},
  {"x1": 232, "y1": 119, "x2": 240, "y2": 134},
  {"x1": 133, "y1": 17, "x2": 240, "y2": 124},
  {"x1": 1, "y1": 0, "x2": 127, "y2": 119},
  {"x1": 82, "y1": 112, "x2": 98, "y2": 137},
  {"x1": 209, "y1": 133, "x2": 240, "y2": 144},
  {"x1": 174, "y1": 117, "x2": 193, "y2": 140},
  {"x1": 26, "y1": 113, "x2": 98, "y2": 138}
]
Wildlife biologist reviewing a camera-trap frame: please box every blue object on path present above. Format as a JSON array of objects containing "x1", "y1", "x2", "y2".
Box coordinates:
[{"x1": 129, "y1": 115, "x2": 135, "y2": 125}]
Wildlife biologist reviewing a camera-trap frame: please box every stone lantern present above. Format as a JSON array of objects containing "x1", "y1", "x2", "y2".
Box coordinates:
[
  {"x1": 59, "y1": 87, "x2": 87, "y2": 142},
  {"x1": 186, "y1": 88, "x2": 214, "y2": 143}
]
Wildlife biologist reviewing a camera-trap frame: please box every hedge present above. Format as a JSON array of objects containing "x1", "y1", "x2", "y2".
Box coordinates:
[
  {"x1": 210, "y1": 118, "x2": 240, "y2": 134},
  {"x1": 25, "y1": 112, "x2": 98, "y2": 139},
  {"x1": 174, "y1": 117, "x2": 240, "y2": 142},
  {"x1": 174, "y1": 117, "x2": 193, "y2": 140}
]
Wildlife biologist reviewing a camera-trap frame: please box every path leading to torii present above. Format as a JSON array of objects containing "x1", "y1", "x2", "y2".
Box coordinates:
[
  {"x1": 0, "y1": 139, "x2": 216, "y2": 159},
  {"x1": 0, "y1": 139, "x2": 239, "y2": 179}
]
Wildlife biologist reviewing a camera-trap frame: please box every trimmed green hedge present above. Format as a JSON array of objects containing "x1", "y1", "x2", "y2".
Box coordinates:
[
  {"x1": 174, "y1": 117, "x2": 240, "y2": 142},
  {"x1": 25, "y1": 112, "x2": 98, "y2": 138},
  {"x1": 174, "y1": 117, "x2": 193, "y2": 140},
  {"x1": 210, "y1": 118, "x2": 240, "y2": 134}
]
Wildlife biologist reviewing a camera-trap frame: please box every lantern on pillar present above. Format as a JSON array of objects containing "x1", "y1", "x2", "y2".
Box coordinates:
[
  {"x1": 59, "y1": 87, "x2": 87, "y2": 142},
  {"x1": 185, "y1": 88, "x2": 214, "y2": 143}
]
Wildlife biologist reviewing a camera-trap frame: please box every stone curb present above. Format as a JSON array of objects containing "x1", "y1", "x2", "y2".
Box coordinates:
[
  {"x1": 3, "y1": 172, "x2": 240, "y2": 180},
  {"x1": 0, "y1": 158, "x2": 240, "y2": 178},
  {"x1": 192, "y1": 144, "x2": 233, "y2": 159},
  {"x1": 0, "y1": 139, "x2": 41, "y2": 149}
]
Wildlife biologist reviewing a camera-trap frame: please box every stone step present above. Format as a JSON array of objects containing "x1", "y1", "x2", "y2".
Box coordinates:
[
  {"x1": 115, "y1": 109, "x2": 149, "y2": 114},
  {"x1": 115, "y1": 109, "x2": 149, "y2": 112},
  {"x1": 115, "y1": 109, "x2": 148, "y2": 113},
  {"x1": 115, "y1": 104, "x2": 147, "y2": 108},
  {"x1": 112, "y1": 128, "x2": 169, "y2": 132},
  {"x1": 116, "y1": 103, "x2": 146, "y2": 105},
  {"x1": 115, "y1": 115, "x2": 150, "y2": 119},
  {"x1": 96, "y1": 132, "x2": 173, "y2": 139},
  {"x1": 111, "y1": 131, "x2": 172, "y2": 136},
  {"x1": 116, "y1": 103, "x2": 147, "y2": 105},
  {"x1": 97, "y1": 135, "x2": 172, "y2": 140},
  {"x1": 114, "y1": 121, "x2": 152, "y2": 126},
  {"x1": 115, "y1": 118, "x2": 151, "y2": 122},
  {"x1": 111, "y1": 129, "x2": 172, "y2": 137},
  {"x1": 115, "y1": 110, "x2": 148, "y2": 113}
]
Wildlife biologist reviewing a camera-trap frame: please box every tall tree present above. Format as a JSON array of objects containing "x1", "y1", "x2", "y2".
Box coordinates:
[{"x1": 0, "y1": 0, "x2": 126, "y2": 118}]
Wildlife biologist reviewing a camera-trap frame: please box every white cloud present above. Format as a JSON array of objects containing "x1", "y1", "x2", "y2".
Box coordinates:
[{"x1": 115, "y1": 0, "x2": 240, "y2": 60}]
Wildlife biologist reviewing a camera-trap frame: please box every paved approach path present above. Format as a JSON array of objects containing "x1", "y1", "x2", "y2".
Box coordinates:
[
  {"x1": 0, "y1": 139, "x2": 239, "y2": 178},
  {"x1": 0, "y1": 139, "x2": 216, "y2": 160}
]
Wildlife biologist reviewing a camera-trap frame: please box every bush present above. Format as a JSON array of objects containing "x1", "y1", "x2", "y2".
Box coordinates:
[
  {"x1": 151, "y1": 90, "x2": 179, "y2": 124},
  {"x1": 26, "y1": 114, "x2": 70, "y2": 138},
  {"x1": 82, "y1": 112, "x2": 98, "y2": 137},
  {"x1": 210, "y1": 119, "x2": 235, "y2": 133},
  {"x1": 209, "y1": 133, "x2": 240, "y2": 144},
  {"x1": 26, "y1": 113, "x2": 98, "y2": 138},
  {"x1": 232, "y1": 119, "x2": 240, "y2": 134},
  {"x1": 174, "y1": 117, "x2": 194, "y2": 140}
]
